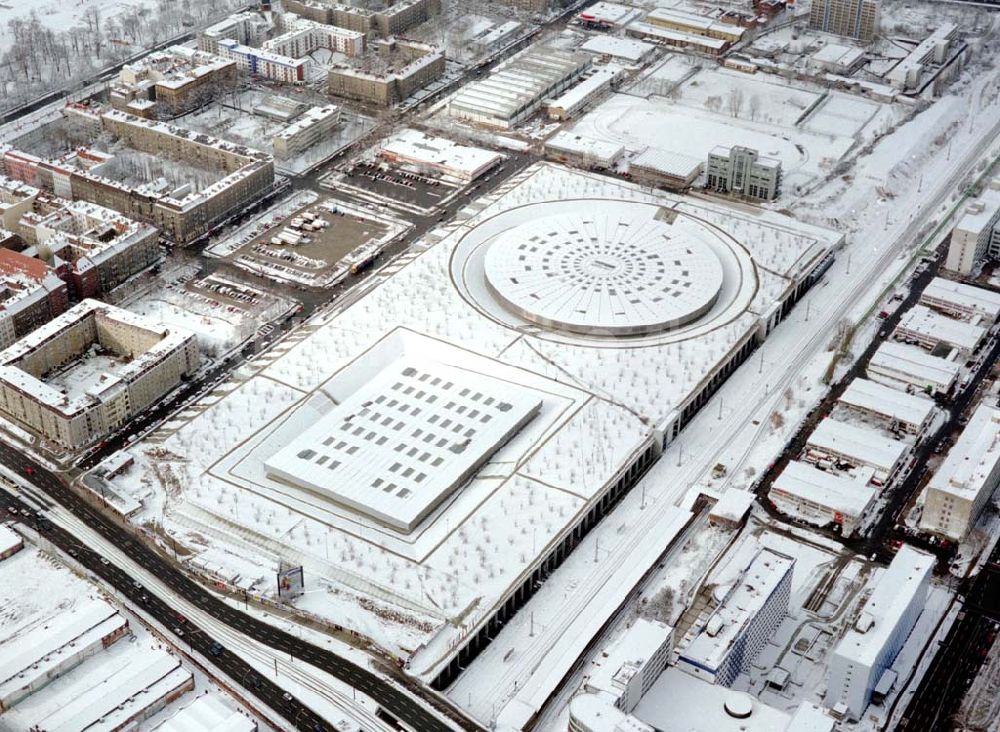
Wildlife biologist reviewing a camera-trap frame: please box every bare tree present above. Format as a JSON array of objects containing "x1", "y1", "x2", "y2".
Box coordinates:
[
  {"x1": 748, "y1": 93, "x2": 761, "y2": 121},
  {"x1": 727, "y1": 87, "x2": 745, "y2": 118}
]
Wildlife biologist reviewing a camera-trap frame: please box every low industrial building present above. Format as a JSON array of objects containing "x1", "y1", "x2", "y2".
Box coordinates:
[
  {"x1": 677, "y1": 548, "x2": 794, "y2": 686},
  {"x1": 867, "y1": 341, "x2": 960, "y2": 396},
  {"x1": 448, "y1": 46, "x2": 591, "y2": 128},
  {"x1": 920, "y1": 277, "x2": 1000, "y2": 322},
  {"x1": 379, "y1": 129, "x2": 502, "y2": 181},
  {"x1": 576, "y1": 2, "x2": 643, "y2": 30},
  {"x1": 327, "y1": 39, "x2": 444, "y2": 106},
  {"x1": 111, "y1": 46, "x2": 238, "y2": 119},
  {"x1": 626, "y1": 21, "x2": 730, "y2": 56},
  {"x1": 707, "y1": 146, "x2": 782, "y2": 201},
  {"x1": 545, "y1": 64, "x2": 624, "y2": 121},
  {"x1": 837, "y1": 378, "x2": 935, "y2": 435},
  {"x1": 272, "y1": 105, "x2": 342, "y2": 160},
  {"x1": 155, "y1": 693, "x2": 258, "y2": 732},
  {"x1": 545, "y1": 131, "x2": 625, "y2": 170},
  {"x1": 826, "y1": 546, "x2": 935, "y2": 721},
  {"x1": 0, "y1": 599, "x2": 130, "y2": 711},
  {"x1": 644, "y1": 8, "x2": 745, "y2": 44},
  {"x1": 770, "y1": 461, "x2": 876, "y2": 536},
  {"x1": 0, "y1": 299, "x2": 199, "y2": 449},
  {"x1": 920, "y1": 403, "x2": 1000, "y2": 541},
  {"x1": 943, "y1": 178, "x2": 1000, "y2": 275},
  {"x1": 810, "y1": 44, "x2": 866, "y2": 74},
  {"x1": 629, "y1": 149, "x2": 703, "y2": 191},
  {"x1": 895, "y1": 304, "x2": 987, "y2": 359},
  {"x1": 579, "y1": 36, "x2": 656, "y2": 65},
  {"x1": 805, "y1": 418, "x2": 907, "y2": 484}
]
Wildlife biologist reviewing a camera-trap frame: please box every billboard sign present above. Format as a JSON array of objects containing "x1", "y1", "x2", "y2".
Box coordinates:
[{"x1": 277, "y1": 564, "x2": 304, "y2": 599}]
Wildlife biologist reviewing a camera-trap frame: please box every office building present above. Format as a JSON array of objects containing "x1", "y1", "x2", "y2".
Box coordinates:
[
  {"x1": 826, "y1": 546, "x2": 934, "y2": 720},
  {"x1": 583, "y1": 619, "x2": 673, "y2": 713},
  {"x1": 920, "y1": 403, "x2": 1000, "y2": 541},
  {"x1": 677, "y1": 548, "x2": 794, "y2": 686},
  {"x1": 808, "y1": 0, "x2": 879, "y2": 43},
  {"x1": 707, "y1": 146, "x2": 781, "y2": 201}
]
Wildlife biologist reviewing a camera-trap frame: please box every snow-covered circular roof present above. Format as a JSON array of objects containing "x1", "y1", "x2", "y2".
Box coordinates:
[{"x1": 482, "y1": 210, "x2": 724, "y2": 335}]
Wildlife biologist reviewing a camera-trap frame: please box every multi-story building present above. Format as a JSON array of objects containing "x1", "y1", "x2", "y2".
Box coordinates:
[
  {"x1": 885, "y1": 24, "x2": 961, "y2": 93},
  {"x1": 0, "y1": 299, "x2": 199, "y2": 449},
  {"x1": 1, "y1": 108, "x2": 275, "y2": 246},
  {"x1": 448, "y1": 46, "x2": 591, "y2": 128},
  {"x1": 272, "y1": 105, "x2": 342, "y2": 159},
  {"x1": 583, "y1": 619, "x2": 673, "y2": 713},
  {"x1": 808, "y1": 0, "x2": 879, "y2": 42},
  {"x1": 677, "y1": 548, "x2": 794, "y2": 686},
  {"x1": 770, "y1": 460, "x2": 876, "y2": 537},
  {"x1": 944, "y1": 178, "x2": 1000, "y2": 275},
  {"x1": 706, "y1": 146, "x2": 781, "y2": 201},
  {"x1": 110, "y1": 46, "x2": 238, "y2": 119},
  {"x1": 198, "y1": 11, "x2": 274, "y2": 54},
  {"x1": 920, "y1": 403, "x2": 1000, "y2": 541},
  {"x1": 328, "y1": 39, "x2": 444, "y2": 106},
  {"x1": 283, "y1": 0, "x2": 439, "y2": 36},
  {"x1": 267, "y1": 12, "x2": 365, "y2": 58},
  {"x1": 215, "y1": 39, "x2": 310, "y2": 84},
  {"x1": 0, "y1": 250, "x2": 69, "y2": 349},
  {"x1": 826, "y1": 546, "x2": 934, "y2": 721}
]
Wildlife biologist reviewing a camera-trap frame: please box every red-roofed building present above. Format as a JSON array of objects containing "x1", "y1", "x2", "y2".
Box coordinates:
[{"x1": 0, "y1": 248, "x2": 69, "y2": 348}]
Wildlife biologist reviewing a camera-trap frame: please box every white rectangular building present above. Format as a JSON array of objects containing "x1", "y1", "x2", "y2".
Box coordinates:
[
  {"x1": 805, "y1": 418, "x2": 908, "y2": 484},
  {"x1": 837, "y1": 378, "x2": 935, "y2": 435},
  {"x1": 677, "y1": 548, "x2": 794, "y2": 686},
  {"x1": 867, "y1": 341, "x2": 960, "y2": 396},
  {"x1": 895, "y1": 304, "x2": 987, "y2": 358},
  {"x1": 0, "y1": 523, "x2": 21, "y2": 560},
  {"x1": 770, "y1": 461, "x2": 876, "y2": 537},
  {"x1": 919, "y1": 277, "x2": 1000, "y2": 322},
  {"x1": 546, "y1": 65, "x2": 624, "y2": 120},
  {"x1": 944, "y1": 178, "x2": 1000, "y2": 275},
  {"x1": 920, "y1": 403, "x2": 1000, "y2": 541},
  {"x1": 584, "y1": 618, "x2": 673, "y2": 713},
  {"x1": 579, "y1": 36, "x2": 655, "y2": 65},
  {"x1": 629, "y1": 149, "x2": 704, "y2": 191},
  {"x1": 826, "y1": 546, "x2": 934, "y2": 721},
  {"x1": 545, "y1": 131, "x2": 625, "y2": 170},
  {"x1": 379, "y1": 128, "x2": 503, "y2": 182},
  {"x1": 155, "y1": 693, "x2": 257, "y2": 732}
]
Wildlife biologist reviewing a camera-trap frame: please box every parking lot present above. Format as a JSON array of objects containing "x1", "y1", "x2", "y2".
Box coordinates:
[{"x1": 335, "y1": 159, "x2": 460, "y2": 213}]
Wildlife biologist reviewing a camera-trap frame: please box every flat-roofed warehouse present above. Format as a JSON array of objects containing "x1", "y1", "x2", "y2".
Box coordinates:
[
  {"x1": 919, "y1": 276, "x2": 1000, "y2": 322},
  {"x1": 545, "y1": 131, "x2": 625, "y2": 170},
  {"x1": 895, "y1": 304, "x2": 987, "y2": 358},
  {"x1": 837, "y1": 378, "x2": 935, "y2": 435},
  {"x1": 447, "y1": 46, "x2": 591, "y2": 129},
  {"x1": 867, "y1": 341, "x2": 960, "y2": 396},
  {"x1": 920, "y1": 403, "x2": 1000, "y2": 541},
  {"x1": 805, "y1": 418, "x2": 908, "y2": 483},
  {"x1": 629, "y1": 148, "x2": 704, "y2": 191},
  {"x1": 770, "y1": 460, "x2": 876, "y2": 537},
  {"x1": 579, "y1": 36, "x2": 655, "y2": 64}
]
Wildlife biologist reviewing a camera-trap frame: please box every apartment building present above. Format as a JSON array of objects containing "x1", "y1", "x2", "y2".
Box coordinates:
[
  {"x1": 944, "y1": 178, "x2": 1000, "y2": 275},
  {"x1": 808, "y1": 0, "x2": 880, "y2": 42},
  {"x1": 273, "y1": 105, "x2": 342, "y2": 159},
  {"x1": 328, "y1": 39, "x2": 444, "y2": 106}
]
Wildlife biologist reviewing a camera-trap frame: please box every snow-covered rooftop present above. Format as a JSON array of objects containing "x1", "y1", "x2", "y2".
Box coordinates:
[
  {"x1": 380, "y1": 128, "x2": 502, "y2": 180},
  {"x1": 954, "y1": 181, "x2": 1000, "y2": 237},
  {"x1": 630, "y1": 148, "x2": 704, "y2": 180},
  {"x1": 266, "y1": 358, "x2": 542, "y2": 532},
  {"x1": 545, "y1": 131, "x2": 624, "y2": 163},
  {"x1": 897, "y1": 305, "x2": 986, "y2": 352},
  {"x1": 838, "y1": 378, "x2": 935, "y2": 430},
  {"x1": 546, "y1": 65, "x2": 623, "y2": 115},
  {"x1": 155, "y1": 692, "x2": 256, "y2": 732},
  {"x1": 578, "y1": 1, "x2": 642, "y2": 25},
  {"x1": 921, "y1": 277, "x2": 1000, "y2": 320},
  {"x1": 925, "y1": 403, "x2": 1000, "y2": 502},
  {"x1": 679, "y1": 548, "x2": 794, "y2": 675},
  {"x1": 483, "y1": 203, "x2": 725, "y2": 335},
  {"x1": 832, "y1": 545, "x2": 933, "y2": 668},
  {"x1": 587, "y1": 618, "x2": 672, "y2": 701},
  {"x1": 772, "y1": 460, "x2": 876, "y2": 517},
  {"x1": 806, "y1": 418, "x2": 908, "y2": 474},
  {"x1": 626, "y1": 21, "x2": 729, "y2": 51},
  {"x1": 868, "y1": 342, "x2": 960, "y2": 391},
  {"x1": 579, "y1": 36, "x2": 654, "y2": 63},
  {"x1": 0, "y1": 522, "x2": 20, "y2": 557}
]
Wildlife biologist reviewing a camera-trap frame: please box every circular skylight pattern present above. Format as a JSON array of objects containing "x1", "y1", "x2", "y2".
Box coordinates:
[{"x1": 483, "y1": 212, "x2": 724, "y2": 335}]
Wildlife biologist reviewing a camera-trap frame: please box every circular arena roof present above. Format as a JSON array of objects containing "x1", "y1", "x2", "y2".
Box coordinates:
[{"x1": 483, "y1": 211, "x2": 724, "y2": 335}]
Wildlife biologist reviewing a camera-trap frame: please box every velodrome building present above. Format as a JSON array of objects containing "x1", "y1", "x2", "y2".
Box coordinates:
[{"x1": 110, "y1": 163, "x2": 842, "y2": 688}]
